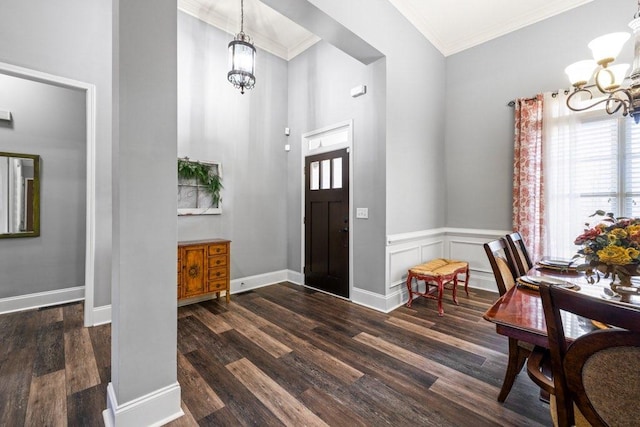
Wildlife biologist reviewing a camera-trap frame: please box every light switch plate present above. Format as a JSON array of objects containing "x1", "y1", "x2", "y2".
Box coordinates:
[{"x1": 356, "y1": 208, "x2": 368, "y2": 219}]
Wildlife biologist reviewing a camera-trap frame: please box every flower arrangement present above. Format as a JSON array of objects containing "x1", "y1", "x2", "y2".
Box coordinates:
[{"x1": 574, "y1": 210, "x2": 640, "y2": 284}]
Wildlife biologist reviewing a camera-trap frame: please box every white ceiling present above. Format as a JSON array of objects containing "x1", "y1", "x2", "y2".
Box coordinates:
[{"x1": 179, "y1": 0, "x2": 594, "y2": 59}]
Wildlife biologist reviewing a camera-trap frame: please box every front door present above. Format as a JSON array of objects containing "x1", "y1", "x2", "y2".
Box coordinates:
[{"x1": 304, "y1": 148, "x2": 349, "y2": 298}]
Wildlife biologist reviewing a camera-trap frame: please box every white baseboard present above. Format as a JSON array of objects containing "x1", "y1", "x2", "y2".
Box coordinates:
[
  {"x1": 0, "y1": 286, "x2": 84, "y2": 315},
  {"x1": 103, "y1": 381, "x2": 183, "y2": 427},
  {"x1": 286, "y1": 269, "x2": 303, "y2": 285},
  {"x1": 231, "y1": 269, "x2": 289, "y2": 294},
  {"x1": 92, "y1": 305, "x2": 112, "y2": 326},
  {"x1": 351, "y1": 286, "x2": 404, "y2": 313}
]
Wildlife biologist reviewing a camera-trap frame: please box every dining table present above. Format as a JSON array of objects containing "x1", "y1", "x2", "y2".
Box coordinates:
[{"x1": 482, "y1": 260, "x2": 626, "y2": 348}]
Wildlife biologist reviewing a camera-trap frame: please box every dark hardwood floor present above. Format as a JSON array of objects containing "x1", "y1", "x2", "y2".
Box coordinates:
[{"x1": 0, "y1": 283, "x2": 551, "y2": 426}]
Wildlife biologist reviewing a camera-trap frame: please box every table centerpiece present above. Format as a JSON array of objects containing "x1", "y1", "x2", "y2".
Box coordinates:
[{"x1": 574, "y1": 210, "x2": 640, "y2": 303}]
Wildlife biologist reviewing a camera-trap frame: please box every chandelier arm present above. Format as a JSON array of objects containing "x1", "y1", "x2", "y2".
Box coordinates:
[
  {"x1": 594, "y1": 68, "x2": 614, "y2": 94},
  {"x1": 566, "y1": 88, "x2": 631, "y2": 115},
  {"x1": 605, "y1": 97, "x2": 626, "y2": 115}
]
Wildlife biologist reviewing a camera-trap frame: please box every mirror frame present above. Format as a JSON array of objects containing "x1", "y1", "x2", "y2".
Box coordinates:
[{"x1": 0, "y1": 151, "x2": 40, "y2": 239}]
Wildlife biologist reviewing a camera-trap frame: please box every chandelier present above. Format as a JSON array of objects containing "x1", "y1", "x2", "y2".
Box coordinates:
[
  {"x1": 565, "y1": 2, "x2": 640, "y2": 122},
  {"x1": 227, "y1": 0, "x2": 256, "y2": 94}
]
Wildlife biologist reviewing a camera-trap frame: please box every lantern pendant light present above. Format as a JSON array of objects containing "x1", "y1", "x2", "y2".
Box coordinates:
[{"x1": 227, "y1": 0, "x2": 256, "y2": 94}]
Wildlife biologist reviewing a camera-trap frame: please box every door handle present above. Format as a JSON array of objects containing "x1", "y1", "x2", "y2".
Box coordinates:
[{"x1": 340, "y1": 227, "x2": 349, "y2": 233}]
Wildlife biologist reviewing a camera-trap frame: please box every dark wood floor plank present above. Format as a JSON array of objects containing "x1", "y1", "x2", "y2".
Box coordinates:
[
  {"x1": 185, "y1": 348, "x2": 285, "y2": 427},
  {"x1": 260, "y1": 323, "x2": 364, "y2": 385},
  {"x1": 385, "y1": 315, "x2": 506, "y2": 361},
  {"x1": 66, "y1": 382, "x2": 107, "y2": 427},
  {"x1": 25, "y1": 369, "x2": 67, "y2": 427},
  {"x1": 430, "y1": 377, "x2": 546, "y2": 426},
  {"x1": 246, "y1": 295, "x2": 321, "y2": 330},
  {"x1": 89, "y1": 323, "x2": 112, "y2": 384},
  {"x1": 177, "y1": 352, "x2": 225, "y2": 420},
  {"x1": 33, "y1": 320, "x2": 65, "y2": 377},
  {"x1": 226, "y1": 357, "x2": 329, "y2": 427},
  {"x1": 218, "y1": 310, "x2": 292, "y2": 358},
  {"x1": 189, "y1": 304, "x2": 233, "y2": 334},
  {"x1": 306, "y1": 325, "x2": 440, "y2": 400},
  {"x1": 299, "y1": 386, "x2": 370, "y2": 427},
  {"x1": 353, "y1": 331, "x2": 539, "y2": 425},
  {"x1": 62, "y1": 303, "x2": 84, "y2": 332},
  {"x1": 64, "y1": 327, "x2": 101, "y2": 395},
  {"x1": 220, "y1": 328, "x2": 315, "y2": 397},
  {"x1": 38, "y1": 306, "x2": 64, "y2": 324},
  {"x1": 0, "y1": 310, "x2": 38, "y2": 426}
]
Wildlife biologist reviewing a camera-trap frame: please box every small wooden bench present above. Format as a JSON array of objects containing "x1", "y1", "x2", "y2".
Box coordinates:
[{"x1": 406, "y1": 258, "x2": 469, "y2": 316}]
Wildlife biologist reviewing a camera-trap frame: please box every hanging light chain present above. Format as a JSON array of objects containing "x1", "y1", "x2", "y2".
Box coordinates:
[{"x1": 240, "y1": 0, "x2": 245, "y2": 34}]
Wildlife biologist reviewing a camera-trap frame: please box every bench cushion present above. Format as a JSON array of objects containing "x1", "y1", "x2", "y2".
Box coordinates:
[{"x1": 409, "y1": 258, "x2": 468, "y2": 277}]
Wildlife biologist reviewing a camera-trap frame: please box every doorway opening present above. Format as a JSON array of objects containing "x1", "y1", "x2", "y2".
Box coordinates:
[{"x1": 0, "y1": 61, "x2": 96, "y2": 326}]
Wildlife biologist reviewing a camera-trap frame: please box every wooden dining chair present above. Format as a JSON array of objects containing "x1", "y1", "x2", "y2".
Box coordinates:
[
  {"x1": 533, "y1": 283, "x2": 640, "y2": 427},
  {"x1": 505, "y1": 231, "x2": 534, "y2": 276},
  {"x1": 483, "y1": 238, "x2": 532, "y2": 402}
]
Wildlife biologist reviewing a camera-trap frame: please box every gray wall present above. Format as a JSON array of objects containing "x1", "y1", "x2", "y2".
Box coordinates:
[
  {"x1": 304, "y1": 0, "x2": 447, "y2": 235},
  {"x1": 0, "y1": 74, "x2": 86, "y2": 298},
  {"x1": 0, "y1": 0, "x2": 113, "y2": 306},
  {"x1": 444, "y1": 0, "x2": 636, "y2": 230},
  {"x1": 177, "y1": 12, "x2": 289, "y2": 278},
  {"x1": 287, "y1": 41, "x2": 387, "y2": 293}
]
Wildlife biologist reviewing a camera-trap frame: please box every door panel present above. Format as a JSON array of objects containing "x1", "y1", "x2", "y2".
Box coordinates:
[
  {"x1": 182, "y1": 245, "x2": 206, "y2": 298},
  {"x1": 305, "y1": 148, "x2": 349, "y2": 298}
]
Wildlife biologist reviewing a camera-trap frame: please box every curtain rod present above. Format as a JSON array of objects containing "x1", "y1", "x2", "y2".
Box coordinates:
[{"x1": 507, "y1": 90, "x2": 570, "y2": 107}]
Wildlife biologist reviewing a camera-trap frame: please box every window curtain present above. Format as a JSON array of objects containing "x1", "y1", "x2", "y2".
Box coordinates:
[
  {"x1": 542, "y1": 91, "x2": 582, "y2": 259},
  {"x1": 512, "y1": 94, "x2": 545, "y2": 263}
]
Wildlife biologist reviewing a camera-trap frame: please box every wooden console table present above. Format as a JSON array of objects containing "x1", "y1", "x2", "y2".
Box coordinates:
[{"x1": 178, "y1": 239, "x2": 230, "y2": 303}]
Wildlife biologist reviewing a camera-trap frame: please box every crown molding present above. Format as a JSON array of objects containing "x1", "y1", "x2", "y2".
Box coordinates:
[{"x1": 178, "y1": 0, "x2": 319, "y2": 61}]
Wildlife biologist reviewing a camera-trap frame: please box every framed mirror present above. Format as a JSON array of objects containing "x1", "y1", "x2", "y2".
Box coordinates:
[{"x1": 0, "y1": 152, "x2": 40, "y2": 238}]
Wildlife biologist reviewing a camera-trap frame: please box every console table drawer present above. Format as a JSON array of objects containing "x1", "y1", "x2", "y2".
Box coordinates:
[
  {"x1": 209, "y1": 254, "x2": 227, "y2": 268},
  {"x1": 208, "y1": 266, "x2": 227, "y2": 280},
  {"x1": 208, "y1": 280, "x2": 227, "y2": 292},
  {"x1": 208, "y1": 244, "x2": 227, "y2": 256}
]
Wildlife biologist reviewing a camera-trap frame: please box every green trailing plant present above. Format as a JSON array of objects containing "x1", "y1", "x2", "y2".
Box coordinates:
[{"x1": 177, "y1": 157, "x2": 223, "y2": 207}]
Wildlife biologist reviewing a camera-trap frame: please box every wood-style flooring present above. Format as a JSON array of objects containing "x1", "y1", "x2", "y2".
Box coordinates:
[{"x1": 0, "y1": 283, "x2": 551, "y2": 426}]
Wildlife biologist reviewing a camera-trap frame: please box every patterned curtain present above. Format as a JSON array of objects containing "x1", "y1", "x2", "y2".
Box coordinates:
[{"x1": 512, "y1": 94, "x2": 545, "y2": 264}]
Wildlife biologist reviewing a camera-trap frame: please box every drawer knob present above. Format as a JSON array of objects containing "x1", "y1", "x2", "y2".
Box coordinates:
[
  {"x1": 216, "y1": 272, "x2": 221, "y2": 277},
  {"x1": 216, "y1": 260, "x2": 221, "y2": 265}
]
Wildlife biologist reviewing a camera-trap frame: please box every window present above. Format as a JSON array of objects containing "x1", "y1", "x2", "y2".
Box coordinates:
[
  {"x1": 177, "y1": 159, "x2": 222, "y2": 215},
  {"x1": 545, "y1": 94, "x2": 640, "y2": 258}
]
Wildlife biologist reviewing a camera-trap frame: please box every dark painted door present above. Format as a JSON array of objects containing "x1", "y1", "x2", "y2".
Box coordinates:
[{"x1": 304, "y1": 148, "x2": 349, "y2": 298}]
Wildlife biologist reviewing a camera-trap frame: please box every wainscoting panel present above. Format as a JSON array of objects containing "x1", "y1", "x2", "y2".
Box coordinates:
[
  {"x1": 449, "y1": 238, "x2": 493, "y2": 274},
  {"x1": 384, "y1": 228, "x2": 510, "y2": 312},
  {"x1": 388, "y1": 246, "x2": 421, "y2": 290}
]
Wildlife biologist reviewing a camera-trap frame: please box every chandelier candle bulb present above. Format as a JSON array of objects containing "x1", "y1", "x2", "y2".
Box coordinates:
[
  {"x1": 565, "y1": 60, "x2": 597, "y2": 88},
  {"x1": 588, "y1": 32, "x2": 630, "y2": 66}
]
